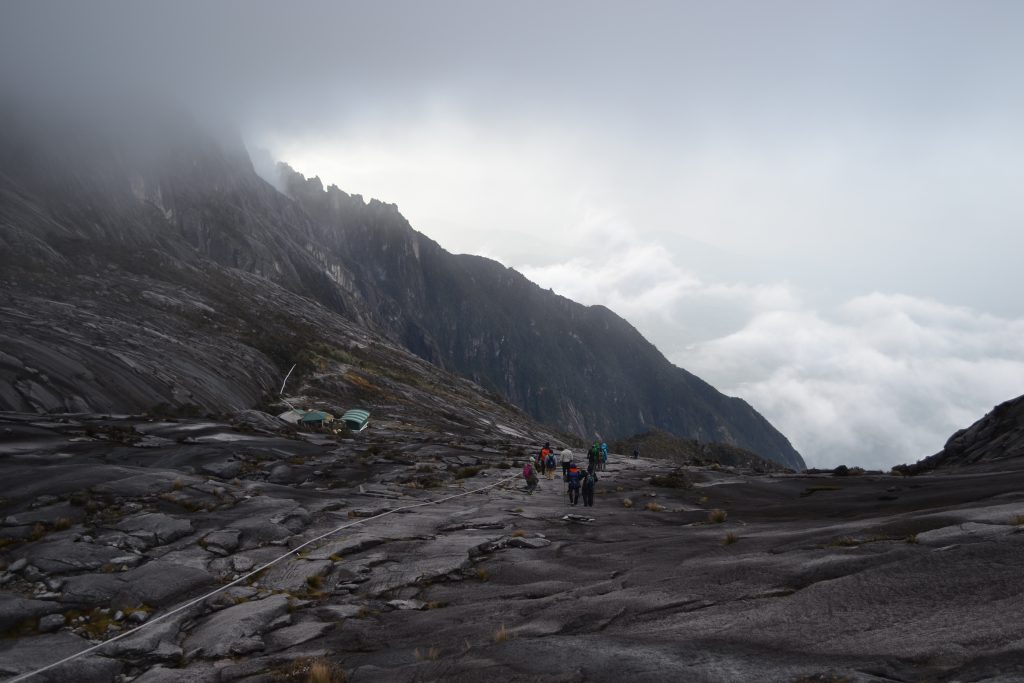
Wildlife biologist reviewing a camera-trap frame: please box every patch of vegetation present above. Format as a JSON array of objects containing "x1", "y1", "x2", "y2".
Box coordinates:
[
  {"x1": 452, "y1": 465, "x2": 482, "y2": 479},
  {"x1": 644, "y1": 502, "x2": 666, "y2": 512},
  {"x1": 649, "y1": 469, "x2": 692, "y2": 489},
  {"x1": 272, "y1": 656, "x2": 348, "y2": 683},
  {"x1": 415, "y1": 646, "x2": 441, "y2": 661},
  {"x1": 493, "y1": 624, "x2": 512, "y2": 643},
  {"x1": 496, "y1": 462, "x2": 512, "y2": 470},
  {"x1": 707, "y1": 509, "x2": 728, "y2": 524},
  {"x1": 905, "y1": 534, "x2": 919, "y2": 544},
  {"x1": 1010, "y1": 515, "x2": 1024, "y2": 526},
  {"x1": 475, "y1": 568, "x2": 490, "y2": 582},
  {"x1": 510, "y1": 529, "x2": 526, "y2": 538},
  {"x1": 622, "y1": 498, "x2": 634, "y2": 508},
  {"x1": 29, "y1": 522, "x2": 48, "y2": 541},
  {"x1": 723, "y1": 532, "x2": 739, "y2": 545},
  {"x1": 800, "y1": 486, "x2": 842, "y2": 497}
]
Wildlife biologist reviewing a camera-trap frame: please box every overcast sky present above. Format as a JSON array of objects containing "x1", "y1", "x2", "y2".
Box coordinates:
[{"x1": 4, "y1": 1, "x2": 1024, "y2": 469}]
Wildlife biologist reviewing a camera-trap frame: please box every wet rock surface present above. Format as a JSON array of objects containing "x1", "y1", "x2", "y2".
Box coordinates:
[{"x1": 0, "y1": 413, "x2": 1023, "y2": 682}]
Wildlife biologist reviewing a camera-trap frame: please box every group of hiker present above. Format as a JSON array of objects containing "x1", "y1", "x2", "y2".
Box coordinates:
[{"x1": 521, "y1": 440, "x2": 610, "y2": 507}]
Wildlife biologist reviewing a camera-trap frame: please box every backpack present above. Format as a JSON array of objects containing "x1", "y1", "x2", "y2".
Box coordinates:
[
  {"x1": 585, "y1": 473, "x2": 595, "y2": 488},
  {"x1": 547, "y1": 454, "x2": 556, "y2": 468},
  {"x1": 523, "y1": 464, "x2": 533, "y2": 478}
]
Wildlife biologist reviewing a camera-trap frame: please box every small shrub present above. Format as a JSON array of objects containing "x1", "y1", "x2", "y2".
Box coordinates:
[
  {"x1": 1011, "y1": 515, "x2": 1024, "y2": 526},
  {"x1": 415, "y1": 646, "x2": 441, "y2": 661},
  {"x1": 306, "y1": 575, "x2": 323, "y2": 590},
  {"x1": 644, "y1": 502, "x2": 666, "y2": 512},
  {"x1": 510, "y1": 530, "x2": 526, "y2": 538},
  {"x1": 723, "y1": 532, "x2": 739, "y2": 545},
  {"x1": 905, "y1": 534, "x2": 919, "y2": 544},
  {"x1": 494, "y1": 624, "x2": 511, "y2": 642},
  {"x1": 707, "y1": 509, "x2": 727, "y2": 524},
  {"x1": 171, "y1": 478, "x2": 184, "y2": 491},
  {"x1": 454, "y1": 466, "x2": 482, "y2": 479},
  {"x1": 650, "y1": 469, "x2": 692, "y2": 489},
  {"x1": 29, "y1": 523, "x2": 47, "y2": 541},
  {"x1": 622, "y1": 498, "x2": 634, "y2": 508},
  {"x1": 475, "y1": 568, "x2": 489, "y2": 582}
]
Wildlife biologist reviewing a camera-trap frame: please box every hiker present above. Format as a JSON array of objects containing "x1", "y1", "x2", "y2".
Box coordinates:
[
  {"x1": 633, "y1": 446, "x2": 640, "y2": 460},
  {"x1": 561, "y1": 448, "x2": 573, "y2": 480},
  {"x1": 588, "y1": 442, "x2": 600, "y2": 472},
  {"x1": 566, "y1": 461, "x2": 583, "y2": 505},
  {"x1": 581, "y1": 468, "x2": 598, "y2": 507},
  {"x1": 538, "y1": 443, "x2": 552, "y2": 475},
  {"x1": 546, "y1": 449, "x2": 557, "y2": 479},
  {"x1": 523, "y1": 458, "x2": 539, "y2": 494},
  {"x1": 600, "y1": 442, "x2": 609, "y2": 471}
]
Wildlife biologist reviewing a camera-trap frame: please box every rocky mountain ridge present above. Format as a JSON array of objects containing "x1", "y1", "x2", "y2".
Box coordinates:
[
  {"x1": 0, "y1": 106, "x2": 803, "y2": 469},
  {"x1": 895, "y1": 393, "x2": 1024, "y2": 475}
]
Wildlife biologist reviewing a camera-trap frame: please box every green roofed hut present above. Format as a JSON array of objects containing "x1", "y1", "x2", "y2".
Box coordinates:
[
  {"x1": 300, "y1": 410, "x2": 334, "y2": 428},
  {"x1": 342, "y1": 409, "x2": 370, "y2": 432}
]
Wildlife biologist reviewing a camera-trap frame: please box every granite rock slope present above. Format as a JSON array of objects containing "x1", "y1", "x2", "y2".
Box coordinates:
[
  {"x1": 0, "y1": 106, "x2": 802, "y2": 469},
  {"x1": 1, "y1": 412, "x2": 1022, "y2": 682}
]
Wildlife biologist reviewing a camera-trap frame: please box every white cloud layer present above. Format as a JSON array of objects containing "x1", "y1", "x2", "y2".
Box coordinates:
[{"x1": 521, "y1": 245, "x2": 1024, "y2": 471}]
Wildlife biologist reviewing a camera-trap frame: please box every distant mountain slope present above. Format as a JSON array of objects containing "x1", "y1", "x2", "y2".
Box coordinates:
[
  {"x1": 895, "y1": 394, "x2": 1024, "y2": 474},
  {"x1": 0, "y1": 106, "x2": 804, "y2": 469},
  {"x1": 609, "y1": 429, "x2": 792, "y2": 473},
  {"x1": 278, "y1": 167, "x2": 804, "y2": 470}
]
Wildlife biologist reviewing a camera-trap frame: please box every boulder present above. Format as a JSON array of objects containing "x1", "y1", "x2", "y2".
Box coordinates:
[
  {"x1": 114, "y1": 513, "x2": 193, "y2": 546},
  {"x1": 0, "y1": 594, "x2": 62, "y2": 631},
  {"x1": 263, "y1": 621, "x2": 333, "y2": 652},
  {"x1": 184, "y1": 594, "x2": 291, "y2": 659},
  {"x1": 0, "y1": 632, "x2": 122, "y2": 682}
]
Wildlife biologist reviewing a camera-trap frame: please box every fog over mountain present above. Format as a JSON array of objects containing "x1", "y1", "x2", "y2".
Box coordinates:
[{"x1": 3, "y1": 1, "x2": 1024, "y2": 468}]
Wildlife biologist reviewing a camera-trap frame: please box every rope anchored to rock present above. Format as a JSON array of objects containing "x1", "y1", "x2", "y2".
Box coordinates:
[{"x1": 9, "y1": 473, "x2": 520, "y2": 683}]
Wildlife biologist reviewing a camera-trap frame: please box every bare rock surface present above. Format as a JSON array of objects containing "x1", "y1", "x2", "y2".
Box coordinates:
[{"x1": 1, "y1": 414, "x2": 1023, "y2": 682}]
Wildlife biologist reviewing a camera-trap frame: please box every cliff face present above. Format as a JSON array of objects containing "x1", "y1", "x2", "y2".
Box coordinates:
[
  {"x1": 0, "y1": 107, "x2": 804, "y2": 469},
  {"x1": 896, "y1": 394, "x2": 1024, "y2": 474},
  {"x1": 277, "y1": 166, "x2": 804, "y2": 470}
]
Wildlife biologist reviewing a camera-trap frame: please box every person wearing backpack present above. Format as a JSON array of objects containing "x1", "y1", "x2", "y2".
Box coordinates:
[
  {"x1": 566, "y1": 461, "x2": 583, "y2": 505},
  {"x1": 632, "y1": 446, "x2": 640, "y2": 460},
  {"x1": 546, "y1": 450, "x2": 557, "y2": 479},
  {"x1": 523, "y1": 458, "x2": 538, "y2": 494},
  {"x1": 600, "y1": 442, "x2": 609, "y2": 471},
  {"x1": 588, "y1": 442, "x2": 600, "y2": 470},
  {"x1": 560, "y1": 448, "x2": 573, "y2": 481},
  {"x1": 582, "y1": 470, "x2": 597, "y2": 507},
  {"x1": 537, "y1": 448, "x2": 547, "y2": 476}
]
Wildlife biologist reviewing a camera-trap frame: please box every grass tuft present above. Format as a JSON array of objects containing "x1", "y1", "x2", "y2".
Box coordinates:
[
  {"x1": 415, "y1": 646, "x2": 441, "y2": 661},
  {"x1": 707, "y1": 509, "x2": 728, "y2": 524},
  {"x1": 644, "y1": 502, "x2": 666, "y2": 512},
  {"x1": 494, "y1": 623, "x2": 512, "y2": 642},
  {"x1": 723, "y1": 532, "x2": 739, "y2": 545},
  {"x1": 622, "y1": 498, "x2": 634, "y2": 508}
]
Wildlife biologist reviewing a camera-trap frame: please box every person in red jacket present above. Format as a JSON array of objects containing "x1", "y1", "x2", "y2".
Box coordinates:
[{"x1": 566, "y1": 461, "x2": 583, "y2": 505}]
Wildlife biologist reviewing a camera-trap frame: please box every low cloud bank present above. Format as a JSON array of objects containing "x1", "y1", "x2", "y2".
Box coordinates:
[{"x1": 522, "y1": 249, "x2": 1024, "y2": 471}]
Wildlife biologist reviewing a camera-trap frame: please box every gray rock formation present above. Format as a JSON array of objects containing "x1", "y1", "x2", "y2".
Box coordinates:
[
  {"x1": 896, "y1": 393, "x2": 1024, "y2": 474},
  {"x1": 0, "y1": 106, "x2": 802, "y2": 468}
]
